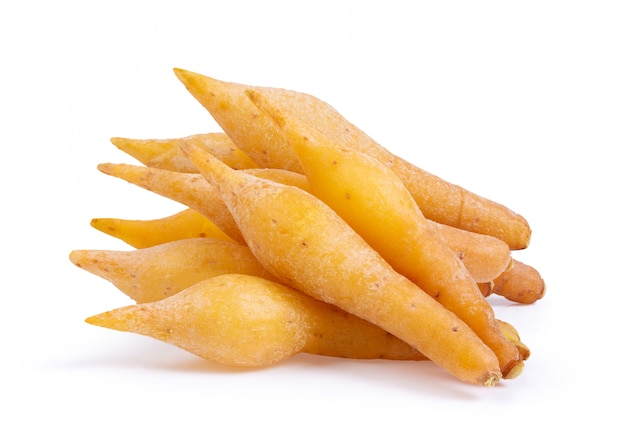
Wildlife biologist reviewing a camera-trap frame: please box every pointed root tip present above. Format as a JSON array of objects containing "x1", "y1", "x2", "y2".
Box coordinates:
[
  {"x1": 243, "y1": 88, "x2": 257, "y2": 101},
  {"x1": 178, "y1": 140, "x2": 224, "y2": 175},
  {"x1": 177, "y1": 139, "x2": 206, "y2": 166},
  {"x1": 89, "y1": 218, "x2": 121, "y2": 239},
  {"x1": 178, "y1": 140, "x2": 215, "y2": 179},
  {"x1": 96, "y1": 163, "x2": 113, "y2": 175},
  {"x1": 85, "y1": 313, "x2": 113, "y2": 329},
  {"x1": 172, "y1": 67, "x2": 207, "y2": 90},
  {"x1": 85, "y1": 310, "x2": 131, "y2": 332},
  {"x1": 109, "y1": 137, "x2": 134, "y2": 151},
  {"x1": 244, "y1": 89, "x2": 286, "y2": 128},
  {"x1": 172, "y1": 67, "x2": 187, "y2": 82}
]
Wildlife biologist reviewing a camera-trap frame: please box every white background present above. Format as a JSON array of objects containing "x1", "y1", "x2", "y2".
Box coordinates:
[{"x1": 2, "y1": 1, "x2": 625, "y2": 437}]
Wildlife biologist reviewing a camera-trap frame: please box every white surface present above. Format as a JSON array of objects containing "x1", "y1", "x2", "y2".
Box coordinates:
[{"x1": 2, "y1": 1, "x2": 625, "y2": 437}]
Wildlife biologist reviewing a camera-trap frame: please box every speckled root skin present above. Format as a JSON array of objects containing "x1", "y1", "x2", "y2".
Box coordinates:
[
  {"x1": 183, "y1": 142, "x2": 502, "y2": 386},
  {"x1": 173, "y1": 68, "x2": 531, "y2": 250}
]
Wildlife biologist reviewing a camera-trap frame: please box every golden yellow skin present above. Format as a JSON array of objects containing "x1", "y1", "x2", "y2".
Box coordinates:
[
  {"x1": 249, "y1": 91, "x2": 522, "y2": 378},
  {"x1": 110, "y1": 132, "x2": 259, "y2": 173},
  {"x1": 174, "y1": 69, "x2": 303, "y2": 173},
  {"x1": 97, "y1": 162, "x2": 245, "y2": 245},
  {"x1": 97, "y1": 163, "x2": 311, "y2": 247},
  {"x1": 69, "y1": 238, "x2": 277, "y2": 303},
  {"x1": 239, "y1": 168, "x2": 310, "y2": 191},
  {"x1": 428, "y1": 221, "x2": 512, "y2": 284},
  {"x1": 72, "y1": 234, "x2": 529, "y2": 363},
  {"x1": 86, "y1": 274, "x2": 428, "y2": 367},
  {"x1": 68, "y1": 69, "x2": 540, "y2": 384},
  {"x1": 91, "y1": 204, "x2": 510, "y2": 285},
  {"x1": 90, "y1": 208, "x2": 235, "y2": 249},
  {"x1": 173, "y1": 68, "x2": 531, "y2": 250},
  {"x1": 183, "y1": 142, "x2": 502, "y2": 386}
]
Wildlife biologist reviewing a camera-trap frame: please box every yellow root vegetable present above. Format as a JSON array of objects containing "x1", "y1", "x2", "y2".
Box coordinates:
[
  {"x1": 97, "y1": 163, "x2": 311, "y2": 246},
  {"x1": 86, "y1": 274, "x2": 429, "y2": 366},
  {"x1": 97, "y1": 162, "x2": 245, "y2": 245},
  {"x1": 173, "y1": 68, "x2": 531, "y2": 249},
  {"x1": 181, "y1": 141, "x2": 503, "y2": 386},
  {"x1": 429, "y1": 221, "x2": 512, "y2": 284},
  {"x1": 71, "y1": 234, "x2": 529, "y2": 363},
  {"x1": 69, "y1": 238, "x2": 277, "y2": 303},
  {"x1": 248, "y1": 90, "x2": 521, "y2": 378},
  {"x1": 174, "y1": 69, "x2": 303, "y2": 173},
  {"x1": 85, "y1": 271, "x2": 529, "y2": 368},
  {"x1": 90, "y1": 208, "x2": 235, "y2": 249},
  {"x1": 91, "y1": 203, "x2": 510, "y2": 285},
  {"x1": 111, "y1": 132, "x2": 259, "y2": 173},
  {"x1": 492, "y1": 260, "x2": 546, "y2": 304},
  {"x1": 68, "y1": 68, "x2": 543, "y2": 387}
]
